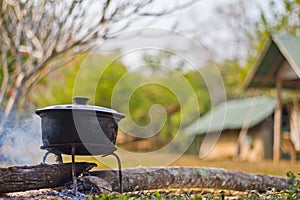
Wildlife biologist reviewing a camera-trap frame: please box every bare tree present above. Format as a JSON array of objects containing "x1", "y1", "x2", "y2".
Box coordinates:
[{"x1": 0, "y1": 0, "x2": 198, "y2": 125}]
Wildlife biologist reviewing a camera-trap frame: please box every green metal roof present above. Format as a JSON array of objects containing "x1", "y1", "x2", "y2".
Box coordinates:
[
  {"x1": 244, "y1": 35, "x2": 300, "y2": 89},
  {"x1": 185, "y1": 96, "x2": 276, "y2": 135}
]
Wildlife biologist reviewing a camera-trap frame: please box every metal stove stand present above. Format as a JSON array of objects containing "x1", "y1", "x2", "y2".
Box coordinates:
[{"x1": 41, "y1": 143, "x2": 123, "y2": 195}]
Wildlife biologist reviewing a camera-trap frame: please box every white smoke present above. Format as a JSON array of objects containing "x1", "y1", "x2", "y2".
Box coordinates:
[{"x1": 0, "y1": 114, "x2": 45, "y2": 166}]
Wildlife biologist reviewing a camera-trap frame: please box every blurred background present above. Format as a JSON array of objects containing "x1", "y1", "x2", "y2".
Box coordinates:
[{"x1": 0, "y1": 0, "x2": 300, "y2": 174}]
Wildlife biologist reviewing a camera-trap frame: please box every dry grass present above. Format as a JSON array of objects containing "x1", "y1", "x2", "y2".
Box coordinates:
[
  {"x1": 63, "y1": 152, "x2": 300, "y2": 177},
  {"x1": 173, "y1": 155, "x2": 300, "y2": 177}
]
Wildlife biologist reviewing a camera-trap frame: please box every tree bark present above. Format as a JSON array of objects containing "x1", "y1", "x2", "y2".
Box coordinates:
[
  {"x1": 89, "y1": 167, "x2": 290, "y2": 192},
  {"x1": 0, "y1": 162, "x2": 96, "y2": 194}
]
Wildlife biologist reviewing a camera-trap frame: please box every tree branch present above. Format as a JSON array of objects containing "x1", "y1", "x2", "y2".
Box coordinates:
[
  {"x1": 90, "y1": 167, "x2": 291, "y2": 193},
  {"x1": 0, "y1": 162, "x2": 97, "y2": 194},
  {"x1": 0, "y1": 47, "x2": 9, "y2": 104},
  {"x1": 23, "y1": 54, "x2": 80, "y2": 96},
  {"x1": 0, "y1": 0, "x2": 199, "y2": 121}
]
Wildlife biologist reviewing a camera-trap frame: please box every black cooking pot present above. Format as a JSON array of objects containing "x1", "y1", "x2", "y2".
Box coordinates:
[{"x1": 35, "y1": 97, "x2": 125, "y2": 155}]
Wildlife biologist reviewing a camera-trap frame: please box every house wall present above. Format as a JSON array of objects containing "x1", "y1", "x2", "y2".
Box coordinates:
[
  {"x1": 260, "y1": 116, "x2": 274, "y2": 159},
  {"x1": 238, "y1": 117, "x2": 273, "y2": 161},
  {"x1": 194, "y1": 117, "x2": 274, "y2": 161},
  {"x1": 198, "y1": 131, "x2": 239, "y2": 160},
  {"x1": 239, "y1": 131, "x2": 264, "y2": 162}
]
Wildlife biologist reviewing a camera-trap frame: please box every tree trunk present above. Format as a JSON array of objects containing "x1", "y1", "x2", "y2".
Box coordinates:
[
  {"x1": 89, "y1": 167, "x2": 290, "y2": 192},
  {"x1": 0, "y1": 162, "x2": 96, "y2": 194}
]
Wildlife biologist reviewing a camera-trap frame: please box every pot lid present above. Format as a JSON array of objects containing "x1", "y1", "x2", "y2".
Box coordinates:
[{"x1": 35, "y1": 97, "x2": 125, "y2": 119}]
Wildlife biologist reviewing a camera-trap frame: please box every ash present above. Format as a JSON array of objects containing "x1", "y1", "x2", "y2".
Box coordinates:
[
  {"x1": 53, "y1": 189, "x2": 86, "y2": 200},
  {"x1": 1, "y1": 188, "x2": 87, "y2": 200}
]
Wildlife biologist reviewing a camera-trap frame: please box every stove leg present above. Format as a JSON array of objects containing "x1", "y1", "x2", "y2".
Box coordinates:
[
  {"x1": 42, "y1": 150, "x2": 63, "y2": 164},
  {"x1": 111, "y1": 152, "x2": 123, "y2": 193},
  {"x1": 71, "y1": 145, "x2": 77, "y2": 196},
  {"x1": 55, "y1": 153, "x2": 63, "y2": 164},
  {"x1": 42, "y1": 152, "x2": 50, "y2": 164}
]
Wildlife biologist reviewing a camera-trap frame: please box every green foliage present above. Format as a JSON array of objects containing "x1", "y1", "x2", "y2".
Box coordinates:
[
  {"x1": 87, "y1": 192, "x2": 204, "y2": 200},
  {"x1": 217, "y1": 59, "x2": 249, "y2": 99},
  {"x1": 30, "y1": 49, "x2": 249, "y2": 148},
  {"x1": 285, "y1": 171, "x2": 300, "y2": 199},
  {"x1": 31, "y1": 51, "x2": 208, "y2": 148},
  {"x1": 249, "y1": 0, "x2": 300, "y2": 62},
  {"x1": 30, "y1": 52, "x2": 127, "y2": 108},
  {"x1": 258, "y1": 0, "x2": 299, "y2": 38},
  {"x1": 183, "y1": 69, "x2": 210, "y2": 115}
]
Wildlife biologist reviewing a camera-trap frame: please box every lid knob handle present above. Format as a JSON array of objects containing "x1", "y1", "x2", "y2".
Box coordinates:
[{"x1": 73, "y1": 97, "x2": 89, "y2": 105}]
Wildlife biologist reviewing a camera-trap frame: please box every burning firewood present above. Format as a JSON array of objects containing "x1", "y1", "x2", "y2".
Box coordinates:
[{"x1": 0, "y1": 162, "x2": 96, "y2": 194}]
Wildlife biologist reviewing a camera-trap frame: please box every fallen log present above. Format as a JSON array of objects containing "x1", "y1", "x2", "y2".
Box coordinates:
[
  {"x1": 89, "y1": 166, "x2": 291, "y2": 192},
  {"x1": 0, "y1": 162, "x2": 96, "y2": 194}
]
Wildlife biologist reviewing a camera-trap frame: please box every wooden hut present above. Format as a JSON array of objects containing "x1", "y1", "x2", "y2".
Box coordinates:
[
  {"x1": 243, "y1": 35, "x2": 300, "y2": 162},
  {"x1": 185, "y1": 96, "x2": 276, "y2": 161}
]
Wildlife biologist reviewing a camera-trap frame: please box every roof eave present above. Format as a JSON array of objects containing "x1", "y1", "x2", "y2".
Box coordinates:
[
  {"x1": 272, "y1": 35, "x2": 300, "y2": 79},
  {"x1": 242, "y1": 37, "x2": 273, "y2": 89}
]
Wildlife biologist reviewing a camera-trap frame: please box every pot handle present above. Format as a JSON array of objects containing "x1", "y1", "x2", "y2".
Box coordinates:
[{"x1": 73, "y1": 97, "x2": 89, "y2": 105}]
